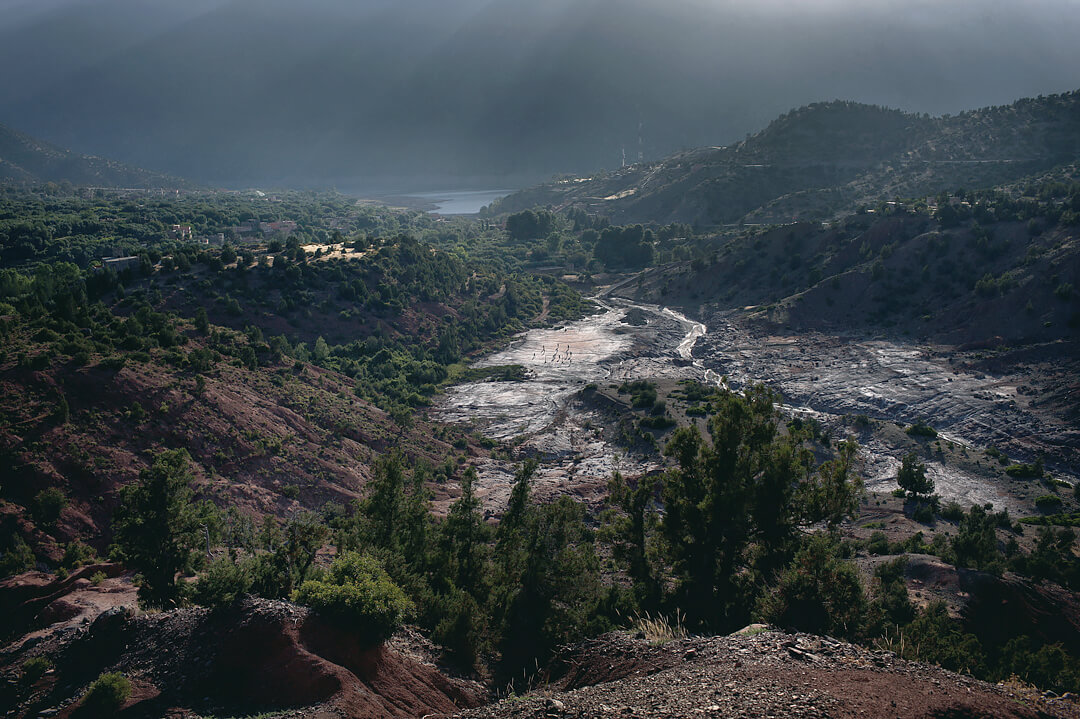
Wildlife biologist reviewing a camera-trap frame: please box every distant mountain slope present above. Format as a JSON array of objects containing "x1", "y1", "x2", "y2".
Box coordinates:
[
  {"x1": 3, "y1": 0, "x2": 1080, "y2": 185},
  {"x1": 0, "y1": 122, "x2": 193, "y2": 188},
  {"x1": 490, "y1": 91, "x2": 1080, "y2": 225}
]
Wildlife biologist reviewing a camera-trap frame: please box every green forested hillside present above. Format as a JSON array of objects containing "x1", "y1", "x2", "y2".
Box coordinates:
[
  {"x1": 0, "y1": 187, "x2": 588, "y2": 578},
  {"x1": 490, "y1": 90, "x2": 1080, "y2": 226},
  {"x1": 0, "y1": 123, "x2": 192, "y2": 188}
]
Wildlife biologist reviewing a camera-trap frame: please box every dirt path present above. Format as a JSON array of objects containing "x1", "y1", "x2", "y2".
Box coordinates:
[{"x1": 536, "y1": 295, "x2": 551, "y2": 323}]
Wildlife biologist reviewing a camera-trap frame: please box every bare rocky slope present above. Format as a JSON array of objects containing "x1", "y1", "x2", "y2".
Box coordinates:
[{"x1": 0, "y1": 342, "x2": 479, "y2": 571}]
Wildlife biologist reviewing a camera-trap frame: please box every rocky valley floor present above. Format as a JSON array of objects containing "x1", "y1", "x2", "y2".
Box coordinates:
[{"x1": 693, "y1": 309, "x2": 1079, "y2": 515}]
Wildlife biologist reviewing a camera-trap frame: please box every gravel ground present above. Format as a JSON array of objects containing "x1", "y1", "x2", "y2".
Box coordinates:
[{"x1": 453, "y1": 629, "x2": 1079, "y2": 719}]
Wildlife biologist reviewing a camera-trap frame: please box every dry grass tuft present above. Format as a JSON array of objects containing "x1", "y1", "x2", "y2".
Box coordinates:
[{"x1": 630, "y1": 610, "x2": 688, "y2": 644}]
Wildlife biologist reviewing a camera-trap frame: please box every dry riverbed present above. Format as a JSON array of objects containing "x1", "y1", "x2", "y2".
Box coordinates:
[
  {"x1": 433, "y1": 299, "x2": 699, "y2": 511},
  {"x1": 695, "y1": 309, "x2": 1079, "y2": 514},
  {"x1": 434, "y1": 293, "x2": 1076, "y2": 519}
]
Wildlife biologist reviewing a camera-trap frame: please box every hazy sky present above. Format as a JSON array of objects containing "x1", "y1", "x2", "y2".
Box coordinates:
[{"x1": 1, "y1": 0, "x2": 1078, "y2": 186}]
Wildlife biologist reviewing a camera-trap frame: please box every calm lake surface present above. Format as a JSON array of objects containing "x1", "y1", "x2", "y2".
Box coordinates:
[{"x1": 405, "y1": 189, "x2": 513, "y2": 214}]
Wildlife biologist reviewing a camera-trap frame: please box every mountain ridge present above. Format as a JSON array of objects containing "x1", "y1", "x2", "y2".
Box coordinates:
[
  {"x1": 489, "y1": 90, "x2": 1080, "y2": 226},
  {"x1": 3, "y1": 0, "x2": 1079, "y2": 184},
  {"x1": 0, "y1": 122, "x2": 194, "y2": 188}
]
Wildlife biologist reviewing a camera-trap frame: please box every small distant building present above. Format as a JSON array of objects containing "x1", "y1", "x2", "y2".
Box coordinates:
[
  {"x1": 263, "y1": 220, "x2": 297, "y2": 236},
  {"x1": 101, "y1": 256, "x2": 141, "y2": 272},
  {"x1": 170, "y1": 224, "x2": 193, "y2": 240},
  {"x1": 230, "y1": 221, "x2": 260, "y2": 235},
  {"x1": 227, "y1": 219, "x2": 295, "y2": 239}
]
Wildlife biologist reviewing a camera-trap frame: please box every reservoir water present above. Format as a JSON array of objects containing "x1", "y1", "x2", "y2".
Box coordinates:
[{"x1": 406, "y1": 189, "x2": 513, "y2": 215}]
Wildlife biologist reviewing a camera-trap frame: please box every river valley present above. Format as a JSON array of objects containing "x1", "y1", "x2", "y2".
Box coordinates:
[{"x1": 433, "y1": 289, "x2": 1078, "y2": 517}]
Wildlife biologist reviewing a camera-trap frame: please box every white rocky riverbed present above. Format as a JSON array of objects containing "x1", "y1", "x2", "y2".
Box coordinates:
[
  {"x1": 433, "y1": 298, "x2": 703, "y2": 511},
  {"x1": 434, "y1": 297, "x2": 1073, "y2": 515},
  {"x1": 694, "y1": 310, "x2": 1078, "y2": 513}
]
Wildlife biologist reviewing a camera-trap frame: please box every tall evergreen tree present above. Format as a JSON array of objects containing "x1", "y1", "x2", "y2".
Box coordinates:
[
  {"x1": 111, "y1": 450, "x2": 207, "y2": 608},
  {"x1": 897, "y1": 452, "x2": 934, "y2": 498}
]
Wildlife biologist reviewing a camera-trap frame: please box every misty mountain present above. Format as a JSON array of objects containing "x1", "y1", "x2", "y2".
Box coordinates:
[
  {"x1": 490, "y1": 90, "x2": 1080, "y2": 225},
  {"x1": 1, "y1": 0, "x2": 1079, "y2": 188},
  {"x1": 0, "y1": 122, "x2": 193, "y2": 188}
]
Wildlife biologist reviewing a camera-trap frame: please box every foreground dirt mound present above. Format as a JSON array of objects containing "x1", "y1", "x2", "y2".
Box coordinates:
[
  {"x1": 455, "y1": 629, "x2": 1079, "y2": 719},
  {"x1": 3, "y1": 596, "x2": 486, "y2": 718}
]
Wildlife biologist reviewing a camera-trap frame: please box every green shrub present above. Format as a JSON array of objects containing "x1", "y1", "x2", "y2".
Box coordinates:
[
  {"x1": 431, "y1": 586, "x2": 486, "y2": 668},
  {"x1": 127, "y1": 402, "x2": 146, "y2": 423},
  {"x1": 912, "y1": 503, "x2": 935, "y2": 524},
  {"x1": 81, "y1": 672, "x2": 132, "y2": 714},
  {"x1": 950, "y1": 505, "x2": 1004, "y2": 573},
  {"x1": 905, "y1": 422, "x2": 937, "y2": 438},
  {"x1": 1019, "y1": 512, "x2": 1080, "y2": 528},
  {"x1": 89, "y1": 571, "x2": 106, "y2": 587},
  {"x1": 293, "y1": 551, "x2": 413, "y2": 642},
  {"x1": 1035, "y1": 494, "x2": 1064, "y2": 512},
  {"x1": 21, "y1": 656, "x2": 53, "y2": 684},
  {"x1": 32, "y1": 487, "x2": 68, "y2": 528},
  {"x1": 902, "y1": 601, "x2": 987, "y2": 677},
  {"x1": 984, "y1": 446, "x2": 1008, "y2": 465},
  {"x1": 191, "y1": 557, "x2": 252, "y2": 607},
  {"x1": 870, "y1": 557, "x2": 915, "y2": 628},
  {"x1": 639, "y1": 415, "x2": 676, "y2": 430},
  {"x1": 897, "y1": 452, "x2": 934, "y2": 498},
  {"x1": 62, "y1": 540, "x2": 97, "y2": 569},
  {"x1": 1, "y1": 533, "x2": 35, "y2": 576},
  {"x1": 99, "y1": 355, "x2": 127, "y2": 371},
  {"x1": 941, "y1": 501, "x2": 965, "y2": 521},
  {"x1": 867, "y1": 530, "x2": 891, "y2": 555},
  {"x1": 999, "y1": 636, "x2": 1080, "y2": 694},
  {"x1": 619, "y1": 380, "x2": 657, "y2": 409},
  {"x1": 1006, "y1": 459, "x2": 1044, "y2": 479}
]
